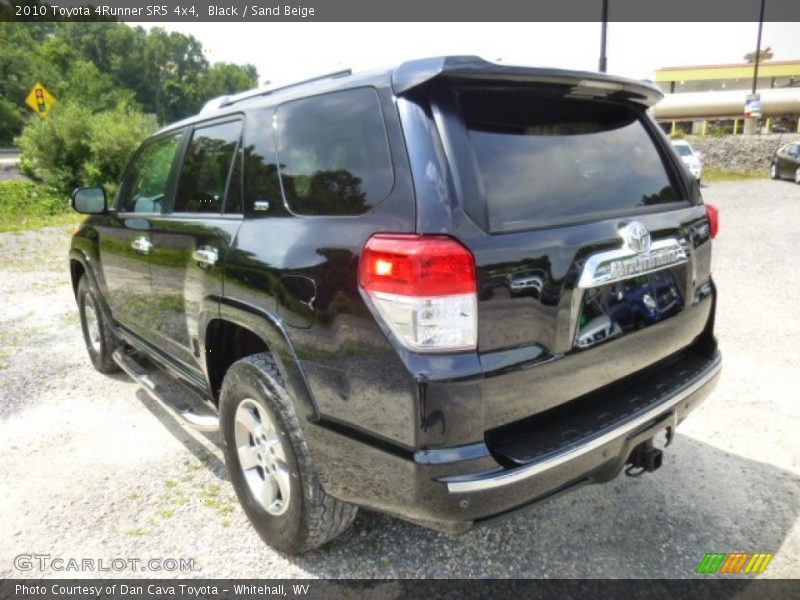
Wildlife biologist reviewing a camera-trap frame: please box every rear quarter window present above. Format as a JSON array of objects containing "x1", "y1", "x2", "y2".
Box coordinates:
[
  {"x1": 458, "y1": 90, "x2": 682, "y2": 232},
  {"x1": 276, "y1": 87, "x2": 393, "y2": 216}
]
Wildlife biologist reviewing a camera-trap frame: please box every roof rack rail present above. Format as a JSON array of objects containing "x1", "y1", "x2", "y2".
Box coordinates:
[{"x1": 217, "y1": 69, "x2": 353, "y2": 109}]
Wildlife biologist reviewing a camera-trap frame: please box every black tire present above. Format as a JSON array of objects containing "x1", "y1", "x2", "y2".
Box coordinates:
[
  {"x1": 77, "y1": 275, "x2": 119, "y2": 374},
  {"x1": 770, "y1": 162, "x2": 780, "y2": 180},
  {"x1": 219, "y1": 353, "x2": 357, "y2": 554}
]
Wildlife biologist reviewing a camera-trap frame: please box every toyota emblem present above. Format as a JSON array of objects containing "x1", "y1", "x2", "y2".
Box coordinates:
[{"x1": 621, "y1": 221, "x2": 651, "y2": 254}]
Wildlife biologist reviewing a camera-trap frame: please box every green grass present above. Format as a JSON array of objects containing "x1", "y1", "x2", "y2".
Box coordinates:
[
  {"x1": 702, "y1": 168, "x2": 767, "y2": 183},
  {"x1": 0, "y1": 180, "x2": 80, "y2": 232}
]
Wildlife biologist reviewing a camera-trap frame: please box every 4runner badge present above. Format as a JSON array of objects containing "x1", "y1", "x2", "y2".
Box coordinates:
[{"x1": 577, "y1": 224, "x2": 688, "y2": 289}]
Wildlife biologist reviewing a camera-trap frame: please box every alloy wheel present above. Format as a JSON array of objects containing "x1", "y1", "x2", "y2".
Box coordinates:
[{"x1": 234, "y1": 398, "x2": 291, "y2": 516}]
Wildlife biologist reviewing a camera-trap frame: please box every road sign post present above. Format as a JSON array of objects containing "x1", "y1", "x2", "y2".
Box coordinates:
[
  {"x1": 743, "y1": 93, "x2": 761, "y2": 135},
  {"x1": 25, "y1": 83, "x2": 57, "y2": 118}
]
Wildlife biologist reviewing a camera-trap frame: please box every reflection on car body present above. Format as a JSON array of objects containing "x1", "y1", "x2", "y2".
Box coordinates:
[
  {"x1": 507, "y1": 270, "x2": 544, "y2": 297},
  {"x1": 575, "y1": 315, "x2": 622, "y2": 349},
  {"x1": 575, "y1": 270, "x2": 684, "y2": 349}
]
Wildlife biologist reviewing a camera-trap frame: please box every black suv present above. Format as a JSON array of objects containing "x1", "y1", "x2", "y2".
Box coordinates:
[{"x1": 69, "y1": 56, "x2": 721, "y2": 554}]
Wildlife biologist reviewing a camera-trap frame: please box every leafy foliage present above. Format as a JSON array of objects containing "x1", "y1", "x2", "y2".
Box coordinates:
[
  {"x1": 0, "y1": 180, "x2": 77, "y2": 232},
  {"x1": 3, "y1": 21, "x2": 258, "y2": 198},
  {"x1": 0, "y1": 22, "x2": 259, "y2": 144},
  {"x1": 84, "y1": 107, "x2": 158, "y2": 193},
  {"x1": 15, "y1": 101, "x2": 154, "y2": 195}
]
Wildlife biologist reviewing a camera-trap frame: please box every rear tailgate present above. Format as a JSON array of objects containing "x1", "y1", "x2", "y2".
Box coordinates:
[
  {"x1": 471, "y1": 209, "x2": 713, "y2": 432},
  {"x1": 395, "y1": 61, "x2": 715, "y2": 442}
]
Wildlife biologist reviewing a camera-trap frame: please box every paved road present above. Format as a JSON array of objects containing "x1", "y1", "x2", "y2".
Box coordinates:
[
  {"x1": 1, "y1": 179, "x2": 798, "y2": 578},
  {"x1": 0, "y1": 159, "x2": 26, "y2": 183}
]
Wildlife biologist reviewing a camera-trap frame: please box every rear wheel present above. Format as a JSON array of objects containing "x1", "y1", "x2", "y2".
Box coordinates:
[
  {"x1": 220, "y1": 353, "x2": 357, "y2": 554},
  {"x1": 770, "y1": 162, "x2": 779, "y2": 180},
  {"x1": 77, "y1": 275, "x2": 119, "y2": 373}
]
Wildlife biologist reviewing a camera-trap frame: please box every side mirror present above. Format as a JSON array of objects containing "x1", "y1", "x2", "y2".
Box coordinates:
[
  {"x1": 71, "y1": 187, "x2": 107, "y2": 214},
  {"x1": 695, "y1": 151, "x2": 703, "y2": 159}
]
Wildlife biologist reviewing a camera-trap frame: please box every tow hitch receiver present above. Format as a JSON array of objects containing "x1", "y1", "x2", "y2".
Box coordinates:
[{"x1": 625, "y1": 439, "x2": 663, "y2": 477}]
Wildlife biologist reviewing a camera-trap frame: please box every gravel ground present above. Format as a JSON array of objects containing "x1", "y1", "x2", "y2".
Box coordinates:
[{"x1": 1, "y1": 179, "x2": 798, "y2": 579}]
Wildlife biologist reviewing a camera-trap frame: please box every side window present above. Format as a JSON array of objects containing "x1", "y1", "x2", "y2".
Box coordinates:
[
  {"x1": 173, "y1": 120, "x2": 243, "y2": 214},
  {"x1": 118, "y1": 132, "x2": 182, "y2": 214},
  {"x1": 276, "y1": 88, "x2": 393, "y2": 216}
]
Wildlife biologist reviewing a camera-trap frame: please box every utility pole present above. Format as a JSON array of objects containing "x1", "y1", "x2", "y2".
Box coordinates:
[
  {"x1": 752, "y1": 0, "x2": 766, "y2": 95},
  {"x1": 599, "y1": 0, "x2": 608, "y2": 73},
  {"x1": 744, "y1": 0, "x2": 767, "y2": 135}
]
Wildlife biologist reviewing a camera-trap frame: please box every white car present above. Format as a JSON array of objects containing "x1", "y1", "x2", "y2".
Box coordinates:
[{"x1": 671, "y1": 140, "x2": 703, "y2": 182}]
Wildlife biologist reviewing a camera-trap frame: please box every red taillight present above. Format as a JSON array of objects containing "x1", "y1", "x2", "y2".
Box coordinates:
[
  {"x1": 359, "y1": 234, "x2": 478, "y2": 352},
  {"x1": 706, "y1": 204, "x2": 719, "y2": 239},
  {"x1": 359, "y1": 234, "x2": 476, "y2": 297}
]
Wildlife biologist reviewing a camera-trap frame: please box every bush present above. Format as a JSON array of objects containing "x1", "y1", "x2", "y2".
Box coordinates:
[
  {"x1": 15, "y1": 102, "x2": 154, "y2": 196},
  {"x1": 0, "y1": 180, "x2": 77, "y2": 232},
  {"x1": 84, "y1": 108, "x2": 155, "y2": 195},
  {"x1": 15, "y1": 102, "x2": 93, "y2": 194}
]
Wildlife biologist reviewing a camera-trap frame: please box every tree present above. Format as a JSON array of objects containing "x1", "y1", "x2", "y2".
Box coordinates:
[
  {"x1": 0, "y1": 23, "x2": 59, "y2": 143},
  {"x1": 0, "y1": 22, "x2": 259, "y2": 145},
  {"x1": 744, "y1": 47, "x2": 773, "y2": 63},
  {"x1": 198, "y1": 63, "x2": 259, "y2": 101}
]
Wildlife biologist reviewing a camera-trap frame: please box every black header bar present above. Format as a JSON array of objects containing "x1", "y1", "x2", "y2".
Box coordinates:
[{"x1": 2, "y1": 0, "x2": 800, "y2": 22}]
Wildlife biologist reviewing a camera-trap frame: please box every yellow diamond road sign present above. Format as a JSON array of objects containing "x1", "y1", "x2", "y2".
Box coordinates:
[{"x1": 25, "y1": 82, "x2": 57, "y2": 117}]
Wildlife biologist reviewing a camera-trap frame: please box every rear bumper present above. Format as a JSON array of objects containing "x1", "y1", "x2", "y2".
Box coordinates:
[
  {"x1": 442, "y1": 349, "x2": 720, "y2": 495},
  {"x1": 311, "y1": 348, "x2": 721, "y2": 528}
]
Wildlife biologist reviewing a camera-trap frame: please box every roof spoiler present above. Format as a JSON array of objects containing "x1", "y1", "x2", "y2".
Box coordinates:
[{"x1": 391, "y1": 56, "x2": 663, "y2": 107}]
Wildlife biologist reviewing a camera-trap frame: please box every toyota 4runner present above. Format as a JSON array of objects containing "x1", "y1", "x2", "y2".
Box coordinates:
[{"x1": 69, "y1": 56, "x2": 721, "y2": 554}]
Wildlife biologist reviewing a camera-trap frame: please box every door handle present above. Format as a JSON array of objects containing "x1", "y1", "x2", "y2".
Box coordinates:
[
  {"x1": 131, "y1": 236, "x2": 152, "y2": 255},
  {"x1": 192, "y1": 247, "x2": 218, "y2": 267}
]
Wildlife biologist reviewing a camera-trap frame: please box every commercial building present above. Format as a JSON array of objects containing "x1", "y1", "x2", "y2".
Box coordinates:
[{"x1": 653, "y1": 60, "x2": 800, "y2": 134}]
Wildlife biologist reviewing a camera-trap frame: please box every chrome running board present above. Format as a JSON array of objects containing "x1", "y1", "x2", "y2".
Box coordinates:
[{"x1": 112, "y1": 349, "x2": 219, "y2": 433}]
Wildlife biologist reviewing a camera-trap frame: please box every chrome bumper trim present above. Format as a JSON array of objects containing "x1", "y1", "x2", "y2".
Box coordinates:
[{"x1": 443, "y1": 353, "x2": 721, "y2": 494}]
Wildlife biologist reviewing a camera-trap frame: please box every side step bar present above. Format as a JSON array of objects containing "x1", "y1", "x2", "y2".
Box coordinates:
[{"x1": 112, "y1": 349, "x2": 219, "y2": 433}]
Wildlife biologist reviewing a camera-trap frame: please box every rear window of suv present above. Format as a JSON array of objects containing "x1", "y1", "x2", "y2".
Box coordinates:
[{"x1": 458, "y1": 90, "x2": 681, "y2": 232}]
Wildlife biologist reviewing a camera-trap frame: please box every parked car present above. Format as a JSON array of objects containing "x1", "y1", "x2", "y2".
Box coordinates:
[
  {"x1": 69, "y1": 56, "x2": 721, "y2": 554},
  {"x1": 671, "y1": 139, "x2": 703, "y2": 182},
  {"x1": 770, "y1": 142, "x2": 800, "y2": 183}
]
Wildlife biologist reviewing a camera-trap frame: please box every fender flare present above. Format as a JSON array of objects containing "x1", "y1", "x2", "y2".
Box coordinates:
[
  {"x1": 211, "y1": 296, "x2": 321, "y2": 423},
  {"x1": 69, "y1": 248, "x2": 114, "y2": 325}
]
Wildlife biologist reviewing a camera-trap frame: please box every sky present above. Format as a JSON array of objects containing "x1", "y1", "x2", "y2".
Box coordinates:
[{"x1": 133, "y1": 22, "x2": 800, "y2": 86}]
